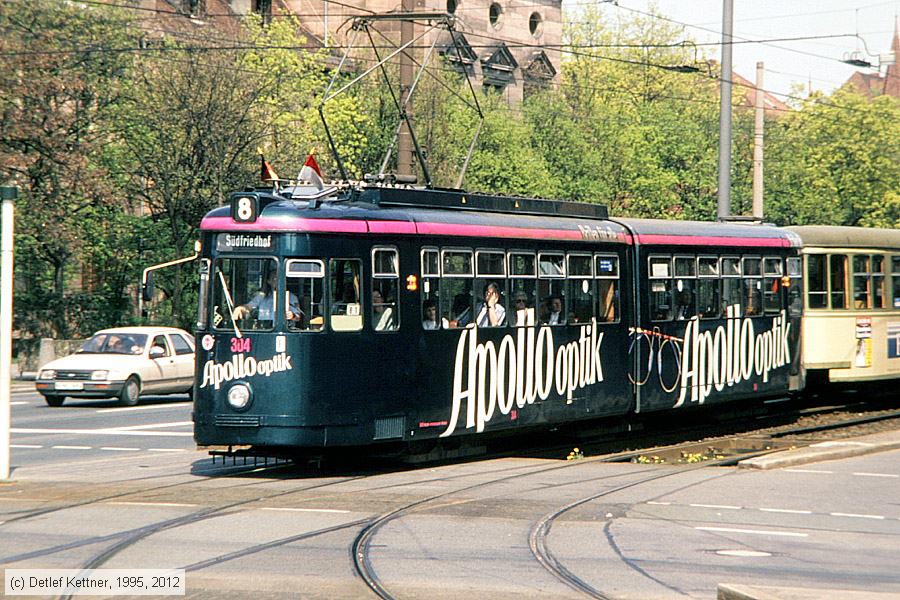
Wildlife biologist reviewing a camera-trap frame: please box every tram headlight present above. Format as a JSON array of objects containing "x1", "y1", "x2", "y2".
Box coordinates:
[{"x1": 226, "y1": 383, "x2": 252, "y2": 410}]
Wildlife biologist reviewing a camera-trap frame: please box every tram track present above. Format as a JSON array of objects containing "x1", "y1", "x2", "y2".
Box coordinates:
[{"x1": 0, "y1": 458, "x2": 297, "y2": 526}]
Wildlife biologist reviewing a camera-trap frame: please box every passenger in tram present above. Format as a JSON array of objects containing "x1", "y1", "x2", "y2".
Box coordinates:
[
  {"x1": 542, "y1": 295, "x2": 564, "y2": 325},
  {"x1": 422, "y1": 299, "x2": 440, "y2": 330},
  {"x1": 449, "y1": 293, "x2": 472, "y2": 328},
  {"x1": 232, "y1": 269, "x2": 301, "y2": 324},
  {"x1": 513, "y1": 291, "x2": 534, "y2": 326},
  {"x1": 372, "y1": 289, "x2": 394, "y2": 331},
  {"x1": 476, "y1": 282, "x2": 506, "y2": 327}
]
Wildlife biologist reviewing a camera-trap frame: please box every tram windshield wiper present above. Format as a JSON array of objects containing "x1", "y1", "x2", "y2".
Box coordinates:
[{"x1": 217, "y1": 270, "x2": 242, "y2": 339}]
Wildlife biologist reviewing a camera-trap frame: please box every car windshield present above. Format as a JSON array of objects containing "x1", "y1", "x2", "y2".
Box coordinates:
[{"x1": 77, "y1": 333, "x2": 148, "y2": 356}]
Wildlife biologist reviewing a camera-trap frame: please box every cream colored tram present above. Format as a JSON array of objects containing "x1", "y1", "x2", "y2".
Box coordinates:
[{"x1": 789, "y1": 226, "x2": 900, "y2": 385}]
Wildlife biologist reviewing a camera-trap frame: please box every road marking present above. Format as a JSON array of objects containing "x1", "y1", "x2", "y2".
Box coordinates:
[
  {"x1": 759, "y1": 508, "x2": 813, "y2": 514},
  {"x1": 853, "y1": 472, "x2": 899, "y2": 478},
  {"x1": 689, "y1": 503, "x2": 742, "y2": 510},
  {"x1": 147, "y1": 448, "x2": 186, "y2": 453},
  {"x1": 784, "y1": 468, "x2": 833, "y2": 474},
  {"x1": 98, "y1": 403, "x2": 190, "y2": 414},
  {"x1": 111, "y1": 421, "x2": 193, "y2": 431},
  {"x1": 100, "y1": 447, "x2": 142, "y2": 452},
  {"x1": 830, "y1": 512, "x2": 885, "y2": 520},
  {"x1": 716, "y1": 550, "x2": 772, "y2": 557},
  {"x1": 259, "y1": 507, "x2": 351, "y2": 514},
  {"x1": 646, "y1": 501, "x2": 671, "y2": 505},
  {"x1": 11, "y1": 444, "x2": 43, "y2": 449},
  {"x1": 107, "y1": 501, "x2": 198, "y2": 507},
  {"x1": 11, "y1": 401, "x2": 28, "y2": 406},
  {"x1": 695, "y1": 526, "x2": 808, "y2": 538},
  {"x1": 12, "y1": 427, "x2": 193, "y2": 437},
  {"x1": 51, "y1": 445, "x2": 92, "y2": 450}
]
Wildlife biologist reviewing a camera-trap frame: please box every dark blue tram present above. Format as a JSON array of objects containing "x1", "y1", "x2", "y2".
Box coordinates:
[{"x1": 192, "y1": 184, "x2": 803, "y2": 452}]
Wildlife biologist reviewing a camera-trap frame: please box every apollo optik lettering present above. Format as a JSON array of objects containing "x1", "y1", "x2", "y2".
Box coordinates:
[{"x1": 199, "y1": 352, "x2": 293, "y2": 390}]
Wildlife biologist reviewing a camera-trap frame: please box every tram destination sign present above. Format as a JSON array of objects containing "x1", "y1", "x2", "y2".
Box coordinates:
[{"x1": 216, "y1": 233, "x2": 274, "y2": 252}]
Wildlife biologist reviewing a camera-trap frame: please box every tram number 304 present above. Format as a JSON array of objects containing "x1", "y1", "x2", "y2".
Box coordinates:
[{"x1": 231, "y1": 337, "x2": 252, "y2": 353}]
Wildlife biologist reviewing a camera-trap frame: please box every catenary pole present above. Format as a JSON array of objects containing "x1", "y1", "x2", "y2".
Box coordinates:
[
  {"x1": 397, "y1": 0, "x2": 415, "y2": 178},
  {"x1": 717, "y1": 0, "x2": 734, "y2": 220},
  {"x1": 0, "y1": 185, "x2": 17, "y2": 481},
  {"x1": 752, "y1": 61, "x2": 765, "y2": 219}
]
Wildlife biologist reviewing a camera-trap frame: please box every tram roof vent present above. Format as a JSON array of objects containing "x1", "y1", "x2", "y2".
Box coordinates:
[{"x1": 358, "y1": 186, "x2": 609, "y2": 220}]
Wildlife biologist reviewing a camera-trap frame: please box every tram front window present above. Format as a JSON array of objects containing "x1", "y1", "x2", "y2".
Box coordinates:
[{"x1": 212, "y1": 257, "x2": 279, "y2": 331}]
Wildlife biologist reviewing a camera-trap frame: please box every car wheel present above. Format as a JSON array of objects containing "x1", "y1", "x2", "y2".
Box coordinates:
[
  {"x1": 43, "y1": 395, "x2": 65, "y2": 407},
  {"x1": 119, "y1": 377, "x2": 140, "y2": 406}
]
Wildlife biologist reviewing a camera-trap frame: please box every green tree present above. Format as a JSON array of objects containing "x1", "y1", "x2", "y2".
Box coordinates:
[{"x1": 0, "y1": 0, "x2": 138, "y2": 336}]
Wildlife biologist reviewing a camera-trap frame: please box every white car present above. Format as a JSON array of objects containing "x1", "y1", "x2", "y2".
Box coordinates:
[{"x1": 35, "y1": 326, "x2": 195, "y2": 407}]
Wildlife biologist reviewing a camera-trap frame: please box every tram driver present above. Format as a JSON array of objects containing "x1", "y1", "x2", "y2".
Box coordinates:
[{"x1": 232, "y1": 269, "x2": 302, "y2": 324}]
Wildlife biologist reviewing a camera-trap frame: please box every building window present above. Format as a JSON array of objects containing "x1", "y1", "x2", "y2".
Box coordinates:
[
  {"x1": 529, "y1": 12, "x2": 543, "y2": 37},
  {"x1": 489, "y1": 3, "x2": 502, "y2": 28}
]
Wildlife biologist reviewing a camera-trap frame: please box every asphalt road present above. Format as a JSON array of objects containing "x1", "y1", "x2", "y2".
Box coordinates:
[{"x1": 2, "y1": 384, "x2": 900, "y2": 599}]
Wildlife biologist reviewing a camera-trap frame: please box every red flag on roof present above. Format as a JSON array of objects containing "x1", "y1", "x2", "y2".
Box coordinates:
[
  {"x1": 299, "y1": 153, "x2": 324, "y2": 190},
  {"x1": 260, "y1": 155, "x2": 279, "y2": 182}
]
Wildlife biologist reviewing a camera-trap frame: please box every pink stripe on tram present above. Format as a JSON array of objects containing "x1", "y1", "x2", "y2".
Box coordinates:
[
  {"x1": 637, "y1": 234, "x2": 789, "y2": 247},
  {"x1": 201, "y1": 215, "x2": 368, "y2": 233},
  {"x1": 415, "y1": 222, "x2": 586, "y2": 240},
  {"x1": 368, "y1": 220, "x2": 417, "y2": 234}
]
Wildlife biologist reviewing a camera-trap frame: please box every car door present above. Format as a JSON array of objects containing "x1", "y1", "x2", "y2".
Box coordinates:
[
  {"x1": 167, "y1": 333, "x2": 195, "y2": 391},
  {"x1": 147, "y1": 334, "x2": 180, "y2": 393}
]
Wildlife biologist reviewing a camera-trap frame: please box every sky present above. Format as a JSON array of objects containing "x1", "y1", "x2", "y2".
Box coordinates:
[{"x1": 563, "y1": 0, "x2": 900, "y2": 100}]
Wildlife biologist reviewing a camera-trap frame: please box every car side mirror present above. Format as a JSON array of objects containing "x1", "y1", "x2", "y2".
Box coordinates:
[{"x1": 150, "y1": 346, "x2": 166, "y2": 359}]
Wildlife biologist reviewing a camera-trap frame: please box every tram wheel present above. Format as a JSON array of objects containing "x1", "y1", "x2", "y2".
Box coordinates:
[
  {"x1": 119, "y1": 377, "x2": 141, "y2": 406},
  {"x1": 43, "y1": 395, "x2": 65, "y2": 407}
]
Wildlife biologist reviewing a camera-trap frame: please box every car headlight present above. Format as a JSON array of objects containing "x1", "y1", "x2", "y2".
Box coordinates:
[
  {"x1": 91, "y1": 370, "x2": 109, "y2": 381},
  {"x1": 39, "y1": 370, "x2": 56, "y2": 380},
  {"x1": 226, "y1": 383, "x2": 252, "y2": 410}
]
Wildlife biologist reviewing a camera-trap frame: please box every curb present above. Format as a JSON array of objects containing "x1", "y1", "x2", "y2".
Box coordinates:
[
  {"x1": 738, "y1": 439, "x2": 900, "y2": 470},
  {"x1": 719, "y1": 583, "x2": 900, "y2": 599}
]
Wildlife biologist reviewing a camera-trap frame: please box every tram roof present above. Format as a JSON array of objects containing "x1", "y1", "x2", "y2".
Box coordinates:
[
  {"x1": 616, "y1": 218, "x2": 801, "y2": 248},
  {"x1": 787, "y1": 226, "x2": 900, "y2": 251},
  {"x1": 201, "y1": 186, "x2": 630, "y2": 244}
]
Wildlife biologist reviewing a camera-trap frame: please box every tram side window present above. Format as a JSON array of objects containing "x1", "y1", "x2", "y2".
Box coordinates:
[
  {"x1": 421, "y1": 248, "x2": 441, "y2": 330},
  {"x1": 330, "y1": 259, "x2": 363, "y2": 332},
  {"x1": 649, "y1": 256, "x2": 672, "y2": 322},
  {"x1": 286, "y1": 259, "x2": 325, "y2": 332},
  {"x1": 372, "y1": 248, "x2": 399, "y2": 331},
  {"x1": 743, "y1": 257, "x2": 763, "y2": 316},
  {"x1": 787, "y1": 257, "x2": 803, "y2": 316},
  {"x1": 829, "y1": 254, "x2": 848, "y2": 309},
  {"x1": 538, "y1": 252, "x2": 566, "y2": 325},
  {"x1": 721, "y1": 257, "x2": 742, "y2": 315},
  {"x1": 212, "y1": 257, "x2": 278, "y2": 332},
  {"x1": 566, "y1": 254, "x2": 593, "y2": 324},
  {"x1": 595, "y1": 255, "x2": 619, "y2": 323},
  {"x1": 893, "y1": 256, "x2": 900, "y2": 309},
  {"x1": 442, "y1": 249, "x2": 474, "y2": 328},
  {"x1": 806, "y1": 254, "x2": 828, "y2": 309},
  {"x1": 475, "y1": 250, "x2": 507, "y2": 327},
  {"x1": 852, "y1": 255, "x2": 872, "y2": 309},
  {"x1": 673, "y1": 256, "x2": 696, "y2": 320},
  {"x1": 872, "y1": 255, "x2": 886, "y2": 309},
  {"x1": 763, "y1": 257, "x2": 783, "y2": 314},
  {"x1": 509, "y1": 252, "x2": 537, "y2": 326},
  {"x1": 697, "y1": 256, "x2": 721, "y2": 319}
]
